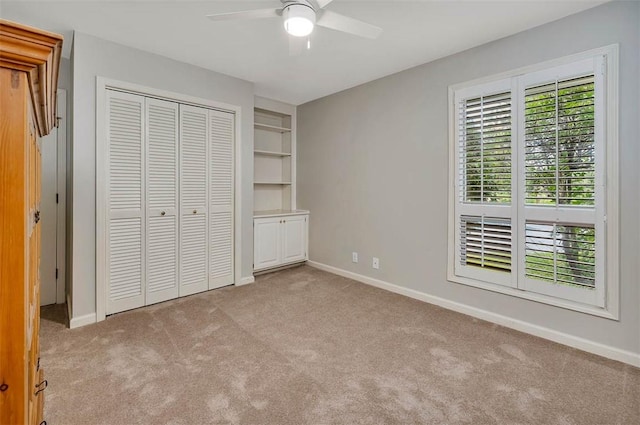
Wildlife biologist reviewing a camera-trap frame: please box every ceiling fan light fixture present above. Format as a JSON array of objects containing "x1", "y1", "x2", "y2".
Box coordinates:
[{"x1": 283, "y1": 4, "x2": 315, "y2": 37}]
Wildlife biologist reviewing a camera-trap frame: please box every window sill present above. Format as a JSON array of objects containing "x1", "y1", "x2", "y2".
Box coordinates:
[{"x1": 447, "y1": 273, "x2": 619, "y2": 321}]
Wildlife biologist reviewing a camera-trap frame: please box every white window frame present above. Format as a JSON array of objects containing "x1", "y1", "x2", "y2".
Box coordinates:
[{"x1": 447, "y1": 45, "x2": 619, "y2": 320}]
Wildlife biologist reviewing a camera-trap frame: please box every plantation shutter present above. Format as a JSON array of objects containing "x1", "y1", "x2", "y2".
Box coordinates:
[
  {"x1": 208, "y1": 110, "x2": 235, "y2": 289},
  {"x1": 454, "y1": 79, "x2": 514, "y2": 288},
  {"x1": 146, "y1": 98, "x2": 179, "y2": 304},
  {"x1": 106, "y1": 90, "x2": 145, "y2": 314},
  {"x1": 518, "y1": 57, "x2": 604, "y2": 307},
  {"x1": 460, "y1": 216, "x2": 512, "y2": 272},
  {"x1": 524, "y1": 75, "x2": 596, "y2": 206},
  {"x1": 459, "y1": 92, "x2": 512, "y2": 204},
  {"x1": 179, "y1": 105, "x2": 209, "y2": 296}
]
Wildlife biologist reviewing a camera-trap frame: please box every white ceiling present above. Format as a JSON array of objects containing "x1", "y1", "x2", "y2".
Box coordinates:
[{"x1": 1, "y1": 0, "x2": 607, "y2": 105}]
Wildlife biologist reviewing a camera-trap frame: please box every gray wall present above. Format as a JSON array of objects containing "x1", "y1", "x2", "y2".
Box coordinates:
[
  {"x1": 71, "y1": 33, "x2": 254, "y2": 319},
  {"x1": 297, "y1": 1, "x2": 640, "y2": 355},
  {"x1": 58, "y1": 57, "x2": 72, "y2": 91}
]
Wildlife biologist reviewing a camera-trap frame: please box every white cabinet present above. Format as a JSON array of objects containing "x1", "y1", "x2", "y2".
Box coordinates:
[
  {"x1": 282, "y1": 215, "x2": 307, "y2": 264},
  {"x1": 254, "y1": 213, "x2": 308, "y2": 272},
  {"x1": 254, "y1": 218, "x2": 281, "y2": 270}
]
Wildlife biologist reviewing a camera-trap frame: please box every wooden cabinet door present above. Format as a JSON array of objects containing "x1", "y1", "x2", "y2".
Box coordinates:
[
  {"x1": 281, "y1": 215, "x2": 307, "y2": 264},
  {"x1": 254, "y1": 217, "x2": 281, "y2": 270}
]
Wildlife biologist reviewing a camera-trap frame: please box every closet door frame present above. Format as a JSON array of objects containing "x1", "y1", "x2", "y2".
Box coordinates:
[{"x1": 96, "y1": 77, "x2": 243, "y2": 323}]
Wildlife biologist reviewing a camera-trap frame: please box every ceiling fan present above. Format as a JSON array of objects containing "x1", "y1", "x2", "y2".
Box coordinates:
[{"x1": 206, "y1": 0, "x2": 382, "y2": 52}]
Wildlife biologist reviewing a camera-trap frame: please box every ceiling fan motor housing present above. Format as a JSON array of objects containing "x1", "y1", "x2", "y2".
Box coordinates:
[{"x1": 283, "y1": 1, "x2": 317, "y2": 37}]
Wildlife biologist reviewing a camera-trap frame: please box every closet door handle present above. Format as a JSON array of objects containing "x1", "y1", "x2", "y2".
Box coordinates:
[
  {"x1": 193, "y1": 210, "x2": 197, "y2": 214},
  {"x1": 160, "y1": 211, "x2": 166, "y2": 216}
]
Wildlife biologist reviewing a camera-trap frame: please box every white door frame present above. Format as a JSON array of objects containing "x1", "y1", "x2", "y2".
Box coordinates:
[
  {"x1": 41, "y1": 89, "x2": 67, "y2": 305},
  {"x1": 95, "y1": 77, "x2": 243, "y2": 322},
  {"x1": 56, "y1": 89, "x2": 67, "y2": 304}
]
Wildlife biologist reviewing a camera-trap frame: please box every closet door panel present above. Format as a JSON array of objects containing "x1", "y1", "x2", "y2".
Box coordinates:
[
  {"x1": 179, "y1": 105, "x2": 208, "y2": 296},
  {"x1": 209, "y1": 110, "x2": 235, "y2": 288},
  {"x1": 180, "y1": 214, "x2": 207, "y2": 293},
  {"x1": 146, "y1": 99, "x2": 179, "y2": 304},
  {"x1": 106, "y1": 91, "x2": 145, "y2": 314}
]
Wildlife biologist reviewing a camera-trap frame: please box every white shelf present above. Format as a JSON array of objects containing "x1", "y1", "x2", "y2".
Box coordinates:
[
  {"x1": 254, "y1": 209, "x2": 309, "y2": 218},
  {"x1": 254, "y1": 150, "x2": 292, "y2": 157},
  {"x1": 254, "y1": 123, "x2": 291, "y2": 133},
  {"x1": 254, "y1": 181, "x2": 292, "y2": 185}
]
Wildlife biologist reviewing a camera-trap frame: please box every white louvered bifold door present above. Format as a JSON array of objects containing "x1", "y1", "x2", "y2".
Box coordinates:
[
  {"x1": 106, "y1": 90, "x2": 146, "y2": 314},
  {"x1": 179, "y1": 105, "x2": 209, "y2": 296},
  {"x1": 146, "y1": 98, "x2": 179, "y2": 305},
  {"x1": 208, "y1": 110, "x2": 235, "y2": 289}
]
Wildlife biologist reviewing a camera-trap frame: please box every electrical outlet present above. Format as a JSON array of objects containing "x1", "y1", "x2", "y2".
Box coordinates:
[
  {"x1": 372, "y1": 257, "x2": 379, "y2": 269},
  {"x1": 352, "y1": 252, "x2": 358, "y2": 263}
]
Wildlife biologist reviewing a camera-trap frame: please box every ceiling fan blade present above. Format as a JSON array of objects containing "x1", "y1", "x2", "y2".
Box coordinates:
[
  {"x1": 316, "y1": 10, "x2": 382, "y2": 39},
  {"x1": 206, "y1": 8, "x2": 280, "y2": 22},
  {"x1": 315, "y1": 0, "x2": 335, "y2": 8}
]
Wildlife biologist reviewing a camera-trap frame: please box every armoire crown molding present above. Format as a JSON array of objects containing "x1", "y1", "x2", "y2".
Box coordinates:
[{"x1": 0, "y1": 19, "x2": 62, "y2": 137}]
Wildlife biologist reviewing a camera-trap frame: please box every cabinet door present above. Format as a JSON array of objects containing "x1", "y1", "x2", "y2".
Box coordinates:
[
  {"x1": 106, "y1": 91, "x2": 145, "y2": 314},
  {"x1": 254, "y1": 217, "x2": 281, "y2": 270},
  {"x1": 179, "y1": 105, "x2": 208, "y2": 296},
  {"x1": 146, "y1": 98, "x2": 179, "y2": 305},
  {"x1": 208, "y1": 110, "x2": 234, "y2": 289},
  {"x1": 281, "y1": 215, "x2": 307, "y2": 264}
]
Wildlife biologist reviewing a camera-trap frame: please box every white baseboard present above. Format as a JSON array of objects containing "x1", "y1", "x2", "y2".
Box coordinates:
[
  {"x1": 237, "y1": 276, "x2": 255, "y2": 286},
  {"x1": 69, "y1": 312, "x2": 97, "y2": 329},
  {"x1": 307, "y1": 260, "x2": 640, "y2": 368}
]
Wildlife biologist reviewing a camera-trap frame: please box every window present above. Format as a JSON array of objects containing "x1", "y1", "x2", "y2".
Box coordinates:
[{"x1": 448, "y1": 47, "x2": 618, "y2": 318}]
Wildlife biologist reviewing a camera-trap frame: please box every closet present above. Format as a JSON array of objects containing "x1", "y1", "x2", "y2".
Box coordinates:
[{"x1": 102, "y1": 89, "x2": 235, "y2": 315}]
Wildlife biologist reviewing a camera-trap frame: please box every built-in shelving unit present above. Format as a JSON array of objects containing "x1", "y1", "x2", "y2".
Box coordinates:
[
  {"x1": 253, "y1": 97, "x2": 309, "y2": 273},
  {"x1": 254, "y1": 100, "x2": 295, "y2": 212}
]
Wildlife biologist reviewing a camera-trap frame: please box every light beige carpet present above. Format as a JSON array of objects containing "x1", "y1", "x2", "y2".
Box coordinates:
[{"x1": 40, "y1": 266, "x2": 639, "y2": 424}]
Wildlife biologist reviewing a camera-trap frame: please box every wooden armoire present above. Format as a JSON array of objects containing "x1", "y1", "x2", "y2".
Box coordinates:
[{"x1": 0, "y1": 20, "x2": 62, "y2": 425}]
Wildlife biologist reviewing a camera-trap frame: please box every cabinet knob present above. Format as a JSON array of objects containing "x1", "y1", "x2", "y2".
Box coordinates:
[
  {"x1": 193, "y1": 210, "x2": 197, "y2": 214},
  {"x1": 0, "y1": 383, "x2": 8, "y2": 392},
  {"x1": 160, "y1": 211, "x2": 166, "y2": 216}
]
